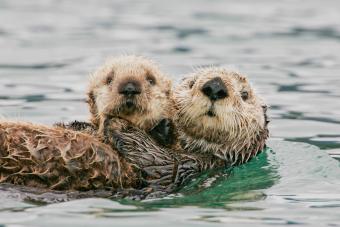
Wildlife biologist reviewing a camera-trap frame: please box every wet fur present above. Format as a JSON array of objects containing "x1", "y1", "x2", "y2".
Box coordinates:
[
  {"x1": 0, "y1": 120, "x2": 179, "y2": 196},
  {"x1": 0, "y1": 121, "x2": 141, "y2": 191},
  {"x1": 0, "y1": 55, "x2": 177, "y2": 193}
]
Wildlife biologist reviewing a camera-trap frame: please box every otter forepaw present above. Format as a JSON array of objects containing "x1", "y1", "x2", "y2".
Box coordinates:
[
  {"x1": 103, "y1": 117, "x2": 132, "y2": 133},
  {"x1": 149, "y1": 118, "x2": 175, "y2": 147},
  {"x1": 110, "y1": 130, "x2": 127, "y2": 154}
]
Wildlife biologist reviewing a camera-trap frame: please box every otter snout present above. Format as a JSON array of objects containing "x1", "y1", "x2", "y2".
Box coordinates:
[
  {"x1": 119, "y1": 81, "x2": 142, "y2": 96},
  {"x1": 201, "y1": 77, "x2": 228, "y2": 101}
]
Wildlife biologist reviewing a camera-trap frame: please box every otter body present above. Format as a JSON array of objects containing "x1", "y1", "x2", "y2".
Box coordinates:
[
  {"x1": 85, "y1": 55, "x2": 175, "y2": 145},
  {"x1": 0, "y1": 121, "x2": 136, "y2": 191}
]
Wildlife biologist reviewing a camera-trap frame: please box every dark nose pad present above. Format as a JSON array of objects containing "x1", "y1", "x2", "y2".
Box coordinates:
[
  {"x1": 119, "y1": 81, "x2": 141, "y2": 96},
  {"x1": 201, "y1": 77, "x2": 228, "y2": 101}
]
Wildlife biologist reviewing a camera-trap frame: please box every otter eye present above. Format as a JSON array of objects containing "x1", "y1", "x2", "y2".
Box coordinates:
[
  {"x1": 146, "y1": 73, "x2": 156, "y2": 85},
  {"x1": 106, "y1": 77, "x2": 113, "y2": 85},
  {"x1": 241, "y1": 91, "x2": 249, "y2": 101},
  {"x1": 188, "y1": 80, "x2": 195, "y2": 89}
]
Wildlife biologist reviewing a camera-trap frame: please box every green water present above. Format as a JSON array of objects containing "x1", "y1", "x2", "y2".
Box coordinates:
[{"x1": 1, "y1": 140, "x2": 339, "y2": 227}]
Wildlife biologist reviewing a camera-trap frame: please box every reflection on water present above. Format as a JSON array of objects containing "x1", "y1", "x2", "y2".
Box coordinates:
[{"x1": 0, "y1": 0, "x2": 340, "y2": 226}]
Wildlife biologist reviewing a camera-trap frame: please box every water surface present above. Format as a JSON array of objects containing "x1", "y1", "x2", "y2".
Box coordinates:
[{"x1": 0, "y1": 0, "x2": 339, "y2": 226}]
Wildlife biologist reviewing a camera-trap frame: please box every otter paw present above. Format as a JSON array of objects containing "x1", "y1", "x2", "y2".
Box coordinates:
[
  {"x1": 149, "y1": 118, "x2": 175, "y2": 147},
  {"x1": 110, "y1": 131, "x2": 128, "y2": 154}
]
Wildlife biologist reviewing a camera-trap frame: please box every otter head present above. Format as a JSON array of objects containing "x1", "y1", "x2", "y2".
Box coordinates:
[
  {"x1": 87, "y1": 55, "x2": 173, "y2": 131},
  {"x1": 175, "y1": 67, "x2": 269, "y2": 165}
]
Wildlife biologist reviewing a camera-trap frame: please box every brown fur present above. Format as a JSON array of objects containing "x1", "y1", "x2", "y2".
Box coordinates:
[
  {"x1": 0, "y1": 55, "x2": 177, "y2": 193},
  {"x1": 0, "y1": 120, "x2": 179, "y2": 194},
  {"x1": 0, "y1": 121, "x2": 142, "y2": 191}
]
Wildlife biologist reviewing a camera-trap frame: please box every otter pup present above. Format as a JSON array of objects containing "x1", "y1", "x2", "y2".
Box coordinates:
[
  {"x1": 88, "y1": 55, "x2": 175, "y2": 145},
  {"x1": 60, "y1": 55, "x2": 176, "y2": 147}
]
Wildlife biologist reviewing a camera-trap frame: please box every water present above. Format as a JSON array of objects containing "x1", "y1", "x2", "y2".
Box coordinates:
[
  {"x1": 0, "y1": 0, "x2": 340, "y2": 226},
  {"x1": 1, "y1": 141, "x2": 339, "y2": 226}
]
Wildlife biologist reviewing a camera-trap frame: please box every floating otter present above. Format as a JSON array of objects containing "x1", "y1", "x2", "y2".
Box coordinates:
[
  {"x1": 86, "y1": 55, "x2": 175, "y2": 146},
  {"x1": 0, "y1": 55, "x2": 175, "y2": 191},
  {"x1": 0, "y1": 66, "x2": 268, "y2": 197},
  {"x1": 59, "y1": 55, "x2": 175, "y2": 147}
]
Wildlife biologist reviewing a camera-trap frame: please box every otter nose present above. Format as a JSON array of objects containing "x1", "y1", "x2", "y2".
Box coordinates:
[
  {"x1": 201, "y1": 77, "x2": 228, "y2": 101},
  {"x1": 119, "y1": 82, "x2": 141, "y2": 96}
]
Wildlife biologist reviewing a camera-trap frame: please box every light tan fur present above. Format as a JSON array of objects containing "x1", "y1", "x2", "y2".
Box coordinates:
[
  {"x1": 174, "y1": 67, "x2": 269, "y2": 165},
  {"x1": 87, "y1": 55, "x2": 174, "y2": 133}
]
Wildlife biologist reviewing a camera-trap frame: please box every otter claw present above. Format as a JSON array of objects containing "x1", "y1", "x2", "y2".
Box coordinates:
[
  {"x1": 149, "y1": 118, "x2": 174, "y2": 147},
  {"x1": 110, "y1": 131, "x2": 127, "y2": 154},
  {"x1": 115, "y1": 139, "x2": 125, "y2": 153}
]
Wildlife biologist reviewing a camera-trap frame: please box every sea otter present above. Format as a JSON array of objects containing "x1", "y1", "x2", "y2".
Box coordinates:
[
  {"x1": 58, "y1": 55, "x2": 176, "y2": 147},
  {"x1": 0, "y1": 55, "x2": 175, "y2": 191},
  {"x1": 87, "y1": 55, "x2": 174, "y2": 138}
]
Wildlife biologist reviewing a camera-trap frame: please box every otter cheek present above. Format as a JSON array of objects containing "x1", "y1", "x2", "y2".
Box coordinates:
[
  {"x1": 214, "y1": 105, "x2": 224, "y2": 118},
  {"x1": 193, "y1": 95, "x2": 210, "y2": 113},
  {"x1": 255, "y1": 107, "x2": 266, "y2": 129},
  {"x1": 95, "y1": 94, "x2": 108, "y2": 114},
  {"x1": 95, "y1": 87, "x2": 112, "y2": 112},
  {"x1": 188, "y1": 101, "x2": 205, "y2": 120},
  {"x1": 148, "y1": 94, "x2": 165, "y2": 121}
]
